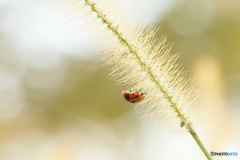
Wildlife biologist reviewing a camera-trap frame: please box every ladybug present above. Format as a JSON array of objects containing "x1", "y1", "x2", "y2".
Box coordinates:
[{"x1": 122, "y1": 91, "x2": 146, "y2": 103}]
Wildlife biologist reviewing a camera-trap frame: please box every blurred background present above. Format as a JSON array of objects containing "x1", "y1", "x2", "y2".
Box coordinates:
[{"x1": 0, "y1": 0, "x2": 239, "y2": 159}]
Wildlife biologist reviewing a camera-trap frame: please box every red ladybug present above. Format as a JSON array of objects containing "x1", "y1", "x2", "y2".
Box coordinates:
[{"x1": 122, "y1": 91, "x2": 146, "y2": 103}]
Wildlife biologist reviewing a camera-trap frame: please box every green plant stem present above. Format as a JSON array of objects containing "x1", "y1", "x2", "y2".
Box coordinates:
[{"x1": 189, "y1": 128, "x2": 213, "y2": 160}]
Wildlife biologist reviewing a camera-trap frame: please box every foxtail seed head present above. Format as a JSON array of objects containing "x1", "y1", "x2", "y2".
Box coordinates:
[{"x1": 58, "y1": 0, "x2": 202, "y2": 133}]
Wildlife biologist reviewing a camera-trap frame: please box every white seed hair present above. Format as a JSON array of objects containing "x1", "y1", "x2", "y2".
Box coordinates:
[{"x1": 57, "y1": 0, "x2": 203, "y2": 133}]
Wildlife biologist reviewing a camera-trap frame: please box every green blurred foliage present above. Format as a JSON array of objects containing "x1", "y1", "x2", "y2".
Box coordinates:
[
  {"x1": 156, "y1": 0, "x2": 240, "y2": 75},
  {"x1": 23, "y1": 58, "x2": 132, "y2": 131}
]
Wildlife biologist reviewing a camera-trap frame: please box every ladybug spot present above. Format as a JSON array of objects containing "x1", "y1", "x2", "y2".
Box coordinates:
[
  {"x1": 135, "y1": 95, "x2": 139, "y2": 99},
  {"x1": 130, "y1": 100, "x2": 135, "y2": 103},
  {"x1": 124, "y1": 94, "x2": 130, "y2": 99}
]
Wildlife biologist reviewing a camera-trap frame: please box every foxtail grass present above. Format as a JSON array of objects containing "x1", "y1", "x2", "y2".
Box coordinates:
[{"x1": 56, "y1": 0, "x2": 213, "y2": 159}]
